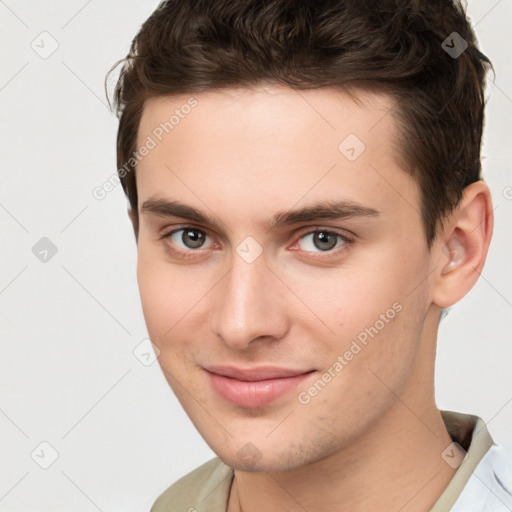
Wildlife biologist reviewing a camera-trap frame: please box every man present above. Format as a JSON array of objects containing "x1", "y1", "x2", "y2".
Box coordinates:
[{"x1": 107, "y1": 0, "x2": 512, "y2": 510}]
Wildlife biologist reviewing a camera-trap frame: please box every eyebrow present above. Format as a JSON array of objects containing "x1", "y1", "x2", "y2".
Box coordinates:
[{"x1": 140, "y1": 197, "x2": 380, "y2": 230}]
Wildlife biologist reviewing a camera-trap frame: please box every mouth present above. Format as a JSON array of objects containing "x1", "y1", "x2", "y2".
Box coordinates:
[{"x1": 204, "y1": 365, "x2": 316, "y2": 408}]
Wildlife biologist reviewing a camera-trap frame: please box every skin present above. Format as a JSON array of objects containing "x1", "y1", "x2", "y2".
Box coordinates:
[{"x1": 132, "y1": 85, "x2": 493, "y2": 512}]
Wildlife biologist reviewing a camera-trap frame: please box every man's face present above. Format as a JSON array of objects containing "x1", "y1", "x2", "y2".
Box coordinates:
[{"x1": 135, "y1": 85, "x2": 438, "y2": 471}]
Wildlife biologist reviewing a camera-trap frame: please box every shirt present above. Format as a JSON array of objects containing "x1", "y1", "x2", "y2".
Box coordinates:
[{"x1": 151, "y1": 410, "x2": 512, "y2": 511}]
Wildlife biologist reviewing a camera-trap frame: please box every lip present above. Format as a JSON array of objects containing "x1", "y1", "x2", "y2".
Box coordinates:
[{"x1": 204, "y1": 365, "x2": 316, "y2": 408}]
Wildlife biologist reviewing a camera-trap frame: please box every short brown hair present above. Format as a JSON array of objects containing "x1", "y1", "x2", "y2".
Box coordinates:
[{"x1": 107, "y1": 0, "x2": 492, "y2": 244}]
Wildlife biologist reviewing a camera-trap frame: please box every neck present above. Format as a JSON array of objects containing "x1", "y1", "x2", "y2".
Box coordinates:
[{"x1": 228, "y1": 401, "x2": 456, "y2": 512}]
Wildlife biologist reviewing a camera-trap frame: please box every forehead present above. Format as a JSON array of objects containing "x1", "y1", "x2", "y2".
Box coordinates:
[
  {"x1": 135, "y1": 85, "x2": 418, "y2": 230},
  {"x1": 137, "y1": 84, "x2": 398, "y2": 154}
]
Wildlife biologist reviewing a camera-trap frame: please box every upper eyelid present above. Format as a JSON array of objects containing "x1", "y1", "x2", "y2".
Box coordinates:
[
  {"x1": 162, "y1": 226, "x2": 352, "y2": 251},
  {"x1": 162, "y1": 225, "x2": 349, "y2": 238},
  {"x1": 294, "y1": 225, "x2": 352, "y2": 238}
]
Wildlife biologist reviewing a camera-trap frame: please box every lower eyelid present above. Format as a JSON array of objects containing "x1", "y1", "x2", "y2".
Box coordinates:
[{"x1": 161, "y1": 227, "x2": 352, "y2": 257}]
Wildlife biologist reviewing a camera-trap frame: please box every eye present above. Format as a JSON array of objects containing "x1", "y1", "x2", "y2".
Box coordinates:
[
  {"x1": 297, "y1": 230, "x2": 348, "y2": 252},
  {"x1": 166, "y1": 228, "x2": 212, "y2": 250}
]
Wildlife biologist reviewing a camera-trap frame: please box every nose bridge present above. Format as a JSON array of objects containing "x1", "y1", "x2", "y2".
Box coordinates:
[{"x1": 210, "y1": 251, "x2": 288, "y2": 349}]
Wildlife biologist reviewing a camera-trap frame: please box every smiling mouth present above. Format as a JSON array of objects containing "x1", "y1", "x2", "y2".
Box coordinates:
[{"x1": 204, "y1": 366, "x2": 316, "y2": 408}]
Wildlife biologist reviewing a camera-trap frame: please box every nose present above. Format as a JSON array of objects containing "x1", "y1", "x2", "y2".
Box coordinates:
[{"x1": 209, "y1": 253, "x2": 290, "y2": 350}]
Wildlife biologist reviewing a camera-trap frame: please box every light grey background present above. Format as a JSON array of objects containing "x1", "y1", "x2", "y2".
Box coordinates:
[{"x1": 0, "y1": 1, "x2": 511, "y2": 510}]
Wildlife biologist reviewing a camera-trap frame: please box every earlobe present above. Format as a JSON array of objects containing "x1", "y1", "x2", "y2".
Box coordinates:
[{"x1": 432, "y1": 181, "x2": 493, "y2": 308}]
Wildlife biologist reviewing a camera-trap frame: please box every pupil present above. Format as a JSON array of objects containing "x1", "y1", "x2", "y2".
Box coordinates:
[
  {"x1": 183, "y1": 230, "x2": 205, "y2": 248},
  {"x1": 314, "y1": 232, "x2": 337, "y2": 251}
]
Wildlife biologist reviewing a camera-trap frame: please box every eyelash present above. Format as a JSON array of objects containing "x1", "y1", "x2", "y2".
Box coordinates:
[{"x1": 159, "y1": 226, "x2": 354, "y2": 260}]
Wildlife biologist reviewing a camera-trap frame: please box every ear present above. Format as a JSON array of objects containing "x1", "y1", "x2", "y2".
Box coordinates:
[
  {"x1": 431, "y1": 181, "x2": 494, "y2": 308},
  {"x1": 128, "y1": 208, "x2": 139, "y2": 242}
]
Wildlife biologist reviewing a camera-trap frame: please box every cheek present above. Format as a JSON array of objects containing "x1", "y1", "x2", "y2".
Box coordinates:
[
  {"x1": 280, "y1": 246, "x2": 428, "y2": 363},
  {"x1": 281, "y1": 264, "x2": 403, "y2": 335},
  {"x1": 136, "y1": 248, "x2": 197, "y2": 339},
  {"x1": 136, "y1": 253, "x2": 207, "y2": 389},
  {"x1": 136, "y1": 243, "x2": 227, "y2": 350}
]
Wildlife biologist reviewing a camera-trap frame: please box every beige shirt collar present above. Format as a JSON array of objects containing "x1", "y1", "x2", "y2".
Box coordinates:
[{"x1": 429, "y1": 409, "x2": 494, "y2": 511}]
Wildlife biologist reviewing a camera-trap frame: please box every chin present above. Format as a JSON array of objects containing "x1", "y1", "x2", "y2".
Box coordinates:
[
  {"x1": 212, "y1": 440, "x2": 319, "y2": 473},
  {"x1": 217, "y1": 453, "x2": 290, "y2": 473}
]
